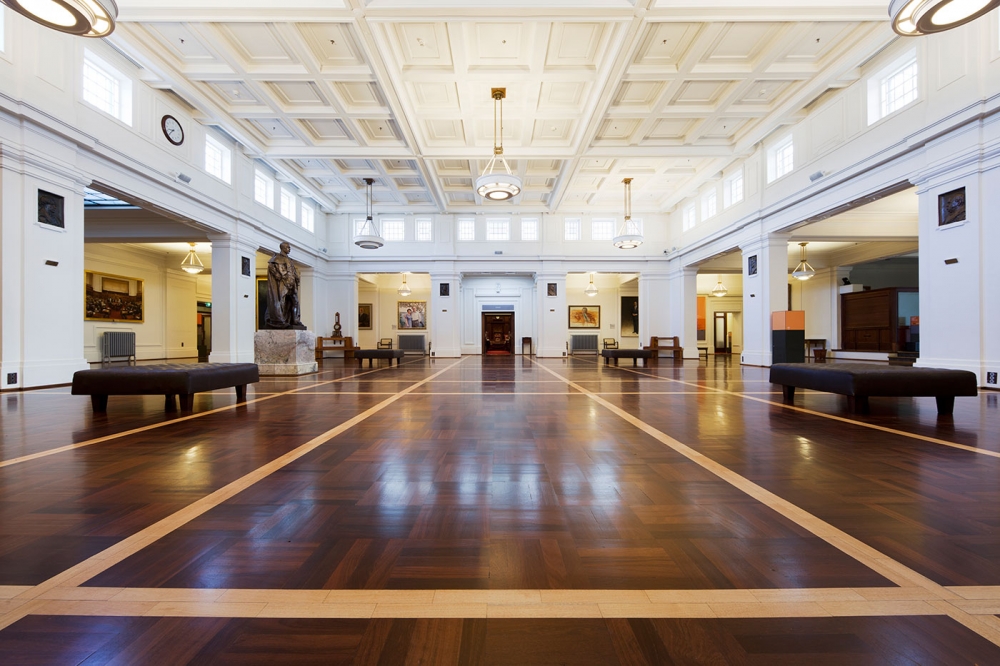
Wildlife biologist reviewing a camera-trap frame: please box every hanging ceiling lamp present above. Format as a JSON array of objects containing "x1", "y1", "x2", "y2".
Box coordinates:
[
  {"x1": 710, "y1": 276, "x2": 728, "y2": 297},
  {"x1": 792, "y1": 242, "x2": 816, "y2": 281},
  {"x1": 354, "y1": 178, "x2": 383, "y2": 250},
  {"x1": 584, "y1": 273, "x2": 599, "y2": 298},
  {"x1": 397, "y1": 273, "x2": 412, "y2": 297},
  {"x1": 889, "y1": 0, "x2": 1000, "y2": 36},
  {"x1": 613, "y1": 178, "x2": 643, "y2": 249},
  {"x1": 1, "y1": 0, "x2": 117, "y2": 37},
  {"x1": 475, "y1": 88, "x2": 522, "y2": 202},
  {"x1": 180, "y1": 243, "x2": 204, "y2": 275}
]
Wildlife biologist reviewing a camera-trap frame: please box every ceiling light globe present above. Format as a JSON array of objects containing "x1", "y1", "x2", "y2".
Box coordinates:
[
  {"x1": 475, "y1": 173, "x2": 522, "y2": 201},
  {"x1": 889, "y1": 0, "x2": 999, "y2": 35},
  {"x1": 613, "y1": 234, "x2": 643, "y2": 250},
  {"x1": 2, "y1": 0, "x2": 117, "y2": 37},
  {"x1": 792, "y1": 262, "x2": 816, "y2": 280}
]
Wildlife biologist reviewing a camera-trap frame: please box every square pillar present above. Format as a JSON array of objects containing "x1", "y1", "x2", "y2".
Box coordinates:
[
  {"x1": 740, "y1": 234, "x2": 789, "y2": 366},
  {"x1": 668, "y1": 267, "x2": 699, "y2": 358},
  {"x1": 209, "y1": 235, "x2": 259, "y2": 364},
  {"x1": 535, "y1": 272, "x2": 566, "y2": 357},
  {"x1": 430, "y1": 272, "x2": 460, "y2": 357},
  {"x1": 638, "y1": 271, "x2": 671, "y2": 345}
]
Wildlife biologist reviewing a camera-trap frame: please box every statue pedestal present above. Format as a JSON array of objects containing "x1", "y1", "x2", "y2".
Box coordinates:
[{"x1": 254, "y1": 330, "x2": 318, "y2": 375}]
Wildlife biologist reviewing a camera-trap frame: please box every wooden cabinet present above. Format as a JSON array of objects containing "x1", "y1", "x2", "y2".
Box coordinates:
[
  {"x1": 316, "y1": 336, "x2": 355, "y2": 360},
  {"x1": 840, "y1": 288, "x2": 916, "y2": 353}
]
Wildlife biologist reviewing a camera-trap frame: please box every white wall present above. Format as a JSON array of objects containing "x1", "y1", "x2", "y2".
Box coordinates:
[
  {"x1": 460, "y1": 275, "x2": 536, "y2": 355},
  {"x1": 84, "y1": 244, "x2": 199, "y2": 362}
]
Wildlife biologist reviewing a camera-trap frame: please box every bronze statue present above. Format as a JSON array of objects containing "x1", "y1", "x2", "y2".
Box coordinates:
[{"x1": 265, "y1": 242, "x2": 304, "y2": 329}]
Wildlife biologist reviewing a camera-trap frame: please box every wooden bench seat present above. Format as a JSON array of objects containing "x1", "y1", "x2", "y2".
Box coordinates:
[
  {"x1": 355, "y1": 349, "x2": 405, "y2": 367},
  {"x1": 644, "y1": 336, "x2": 683, "y2": 361},
  {"x1": 769, "y1": 362, "x2": 978, "y2": 415},
  {"x1": 601, "y1": 349, "x2": 655, "y2": 367},
  {"x1": 72, "y1": 363, "x2": 259, "y2": 413}
]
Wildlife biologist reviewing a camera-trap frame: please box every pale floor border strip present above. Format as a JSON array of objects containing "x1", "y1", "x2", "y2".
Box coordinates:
[
  {"x1": 0, "y1": 358, "x2": 427, "y2": 469},
  {"x1": 532, "y1": 358, "x2": 1000, "y2": 646},
  {"x1": 575, "y1": 357, "x2": 1000, "y2": 459},
  {"x1": 0, "y1": 358, "x2": 466, "y2": 631}
]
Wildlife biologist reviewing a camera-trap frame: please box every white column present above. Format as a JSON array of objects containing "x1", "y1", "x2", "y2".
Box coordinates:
[
  {"x1": 1, "y1": 149, "x2": 89, "y2": 388},
  {"x1": 740, "y1": 234, "x2": 789, "y2": 366},
  {"x1": 535, "y1": 272, "x2": 567, "y2": 357},
  {"x1": 321, "y1": 271, "x2": 359, "y2": 340},
  {"x1": 638, "y1": 271, "x2": 671, "y2": 345},
  {"x1": 209, "y1": 235, "x2": 258, "y2": 363},
  {"x1": 668, "y1": 266, "x2": 699, "y2": 358},
  {"x1": 430, "y1": 272, "x2": 461, "y2": 357}
]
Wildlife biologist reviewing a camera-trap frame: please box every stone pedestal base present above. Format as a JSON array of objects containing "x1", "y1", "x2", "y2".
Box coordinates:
[{"x1": 255, "y1": 330, "x2": 317, "y2": 376}]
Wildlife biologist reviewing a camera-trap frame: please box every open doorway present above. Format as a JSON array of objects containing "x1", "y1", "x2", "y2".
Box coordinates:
[{"x1": 482, "y1": 313, "x2": 514, "y2": 355}]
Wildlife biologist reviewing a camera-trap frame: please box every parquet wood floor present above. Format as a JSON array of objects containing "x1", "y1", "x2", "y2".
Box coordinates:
[{"x1": 1, "y1": 355, "x2": 1000, "y2": 663}]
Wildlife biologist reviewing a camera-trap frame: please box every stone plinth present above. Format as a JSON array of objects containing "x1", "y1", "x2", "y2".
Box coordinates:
[{"x1": 254, "y1": 329, "x2": 317, "y2": 375}]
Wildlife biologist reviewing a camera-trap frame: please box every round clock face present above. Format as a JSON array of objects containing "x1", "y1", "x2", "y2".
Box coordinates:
[{"x1": 161, "y1": 115, "x2": 184, "y2": 145}]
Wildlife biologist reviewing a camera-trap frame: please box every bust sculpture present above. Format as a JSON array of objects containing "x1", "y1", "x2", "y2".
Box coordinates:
[{"x1": 264, "y1": 242, "x2": 304, "y2": 329}]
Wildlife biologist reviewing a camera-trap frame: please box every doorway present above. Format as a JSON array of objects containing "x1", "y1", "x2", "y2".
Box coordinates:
[
  {"x1": 197, "y1": 301, "x2": 212, "y2": 362},
  {"x1": 482, "y1": 313, "x2": 514, "y2": 355},
  {"x1": 713, "y1": 312, "x2": 733, "y2": 354}
]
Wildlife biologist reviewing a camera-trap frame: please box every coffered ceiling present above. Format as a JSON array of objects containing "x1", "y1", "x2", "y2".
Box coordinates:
[{"x1": 112, "y1": 0, "x2": 894, "y2": 215}]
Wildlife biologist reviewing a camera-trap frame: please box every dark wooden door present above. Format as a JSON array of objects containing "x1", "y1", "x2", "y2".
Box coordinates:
[{"x1": 482, "y1": 313, "x2": 514, "y2": 354}]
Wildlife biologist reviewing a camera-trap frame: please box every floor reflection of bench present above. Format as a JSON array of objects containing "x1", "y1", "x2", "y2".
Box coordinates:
[
  {"x1": 601, "y1": 349, "x2": 655, "y2": 367},
  {"x1": 770, "y1": 362, "x2": 978, "y2": 415},
  {"x1": 72, "y1": 363, "x2": 260, "y2": 413},
  {"x1": 355, "y1": 349, "x2": 405, "y2": 367}
]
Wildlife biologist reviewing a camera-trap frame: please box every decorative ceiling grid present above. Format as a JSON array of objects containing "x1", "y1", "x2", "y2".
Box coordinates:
[{"x1": 113, "y1": 2, "x2": 892, "y2": 215}]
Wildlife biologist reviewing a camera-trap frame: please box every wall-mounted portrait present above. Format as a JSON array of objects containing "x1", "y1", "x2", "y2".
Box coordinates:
[
  {"x1": 38, "y1": 190, "x2": 65, "y2": 229},
  {"x1": 398, "y1": 301, "x2": 427, "y2": 330},
  {"x1": 547, "y1": 283, "x2": 557, "y2": 297},
  {"x1": 620, "y1": 296, "x2": 638, "y2": 337},
  {"x1": 938, "y1": 187, "x2": 966, "y2": 226},
  {"x1": 568, "y1": 305, "x2": 600, "y2": 328},
  {"x1": 747, "y1": 255, "x2": 758, "y2": 276},
  {"x1": 85, "y1": 271, "x2": 143, "y2": 322},
  {"x1": 358, "y1": 303, "x2": 373, "y2": 330}
]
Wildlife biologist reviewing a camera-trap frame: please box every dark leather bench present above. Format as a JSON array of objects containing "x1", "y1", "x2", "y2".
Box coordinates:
[
  {"x1": 355, "y1": 349, "x2": 405, "y2": 367},
  {"x1": 601, "y1": 349, "x2": 655, "y2": 367},
  {"x1": 770, "y1": 362, "x2": 978, "y2": 415},
  {"x1": 72, "y1": 363, "x2": 260, "y2": 413}
]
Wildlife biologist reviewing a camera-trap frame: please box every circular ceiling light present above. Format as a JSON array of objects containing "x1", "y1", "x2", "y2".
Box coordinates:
[
  {"x1": 397, "y1": 274, "x2": 411, "y2": 297},
  {"x1": 792, "y1": 242, "x2": 816, "y2": 281},
  {"x1": 584, "y1": 273, "x2": 598, "y2": 297},
  {"x1": 613, "y1": 177, "x2": 644, "y2": 249},
  {"x1": 2, "y1": 0, "x2": 117, "y2": 37},
  {"x1": 710, "y1": 276, "x2": 728, "y2": 297},
  {"x1": 889, "y1": 0, "x2": 999, "y2": 36},
  {"x1": 353, "y1": 178, "x2": 384, "y2": 250},
  {"x1": 475, "y1": 173, "x2": 521, "y2": 201},
  {"x1": 180, "y1": 242, "x2": 204, "y2": 275}
]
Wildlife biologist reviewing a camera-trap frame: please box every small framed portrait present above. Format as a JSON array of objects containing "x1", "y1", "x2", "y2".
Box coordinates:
[
  {"x1": 358, "y1": 303, "x2": 373, "y2": 330},
  {"x1": 38, "y1": 190, "x2": 65, "y2": 229},
  {"x1": 85, "y1": 271, "x2": 143, "y2": 322},
  {"x1": 747, "y1": 254, "x2": 758, "y2": 277},
  {"x1": 568, "y1": 305, "x2": 600, "y2": 328},
  {"x1": 938, "y1": 187, "x2": 966, "y2": 226},
  {"x1": 440, "y1": 282, "x2": 450, "y2": 297},
  {"x1": 398, "y1": 301, "x2": 427, "y2": 330},
  {"x1": 547, "y1": 283, "x2": 557, "y2": 297},
  {"x1": 241, "y1": 256, "x2": 252, "y2": 277}
]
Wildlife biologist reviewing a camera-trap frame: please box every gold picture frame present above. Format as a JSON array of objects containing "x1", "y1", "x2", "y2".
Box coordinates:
[
  {"x1": 568, "y1": 305, "x2": 600, "y2": 328},
  {"x1": 398, "y1": 301, "x2": 427, "y2": 330},
  {"x1": 85, "y1": 270, "x2": 144, "y2": 322}
]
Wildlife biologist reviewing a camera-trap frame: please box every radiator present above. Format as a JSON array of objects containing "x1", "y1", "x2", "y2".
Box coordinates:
[
  {"x1": 398, "y1": 334, "x2": 426, "y2": 354},
  {"x1": 570, "y1": 334, "x2": 599, "y2": 354},
  {"x1": 102, "y1": 331, "x2": 136, "y2": 365}
]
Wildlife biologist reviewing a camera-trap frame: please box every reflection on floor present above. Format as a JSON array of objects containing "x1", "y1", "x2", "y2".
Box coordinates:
[{"x1": 1, "y1": 355, "x2": 999, "y2": 663}]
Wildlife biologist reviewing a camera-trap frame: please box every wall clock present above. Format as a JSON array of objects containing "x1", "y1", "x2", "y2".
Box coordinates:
[{"x1": 161, "y1": 115, "x2": 184, "y2": 146}]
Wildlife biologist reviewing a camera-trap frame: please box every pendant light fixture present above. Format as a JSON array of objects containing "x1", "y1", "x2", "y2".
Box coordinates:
[
  {"x1": 792, "y1": 242, "x2": 816, "y2": 281},
  {"x1": 889, "y1": 0, "x2": 1000, "y2": 36},
  {"x1": 710, "y1": 276, "x2": 728, "y2": 297},
  {"x1": 180, "y1": 243, "x2": 204, "y2": 275},
  {"x1": 354, "y1": 178, "x2": 383, "y2": 250},
  {"x1": 584, "y1": 273, "x2": 599, "y2": 298},
  {"x1": 475, "y1": 88, "x2": 522, "y2": 202},
  {"x1": 613, "y1": 178, "x2": 643, "y2": 249},
  {"x1": 1, "y1": 0, "x2": 117, "y2": 37},
  {"x1": 397, "y1": 273, "x2": 412, "y2": 298}
]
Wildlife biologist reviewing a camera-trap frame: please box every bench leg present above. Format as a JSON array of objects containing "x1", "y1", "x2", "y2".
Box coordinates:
[
  {"x1": 164, "y1": 394, "x2": 177, "y2": 412},
  {"x1": 369, "y1": 358, "x2": 374, "y2": 368},
  {"x1": 782, "y1": 386, "x2": 795, "y2": 404},
  {"x1": 632, "y1": 357, "x2": 638, "y2": 367},
  {"x1": 90, "y1": 395, "x2": 109, "y2": 413},
  {"x1": 847, "y1": 395, "x2": 869, "y2": 414},
  {"x1": 936, "y1": 395, "x2": 955, "y2": 415},
  {"x1": 235, "y1": 385, "x2": 246, "y2": 402},
  {"x1": 179, "y1": 394, "x2": 194, "y2": 412},
  {"x1": 614, "y1": 357, "x2": 619, "y2": 366}
]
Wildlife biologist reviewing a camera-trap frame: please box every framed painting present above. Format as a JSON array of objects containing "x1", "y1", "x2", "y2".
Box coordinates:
[
  {"x1": 620, "y1": 296, "x2": 638, "y2": 337},
  {"x1": 398, "y1": 301, "x2": 427, "y2": 330},
  {"x1": 938, "y1": 187, "x2": 966, "y2": 226},
  {"x1": 358, "y1": 303, "x2": 373, "y2": 330},
  {"x1": 85, "y1": 271, "x2": 144, "y2": 322},
  {"x1": 568, "y1": 305, "x2": 600, "y2": 328}
]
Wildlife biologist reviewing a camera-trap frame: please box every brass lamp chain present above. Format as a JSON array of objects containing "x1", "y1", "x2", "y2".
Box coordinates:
[
  {"x1": 493, "y1": 89, "x2": 504, "y2": 156},
  {"x1": 623, "y1": 177, "x2": 632, "y2": 222}
]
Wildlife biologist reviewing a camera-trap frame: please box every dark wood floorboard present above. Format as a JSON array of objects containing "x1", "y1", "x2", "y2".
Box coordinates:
[{"x1": 1, "y1": 614, "x2": 998, "y2": 665}]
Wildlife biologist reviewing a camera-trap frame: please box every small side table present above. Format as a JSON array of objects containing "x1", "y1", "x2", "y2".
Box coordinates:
[
  {"x1": 804, "y1": 339, "x2": 826, "y2": 362},
  {"x1": 521, "y1": 337, "x2": 532, "y2": 355}
]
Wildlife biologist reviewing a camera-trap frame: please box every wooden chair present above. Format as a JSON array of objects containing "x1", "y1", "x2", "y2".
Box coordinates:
[
  {"x1": 377, "y1": 338, "x2": 393, "y2": 349},
  {"x1": 644, "y1": 336, "x2": 683, "y2": 361},
  {"x1": 603, "y1": 338, "x2": 619, "y2": 350}
]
